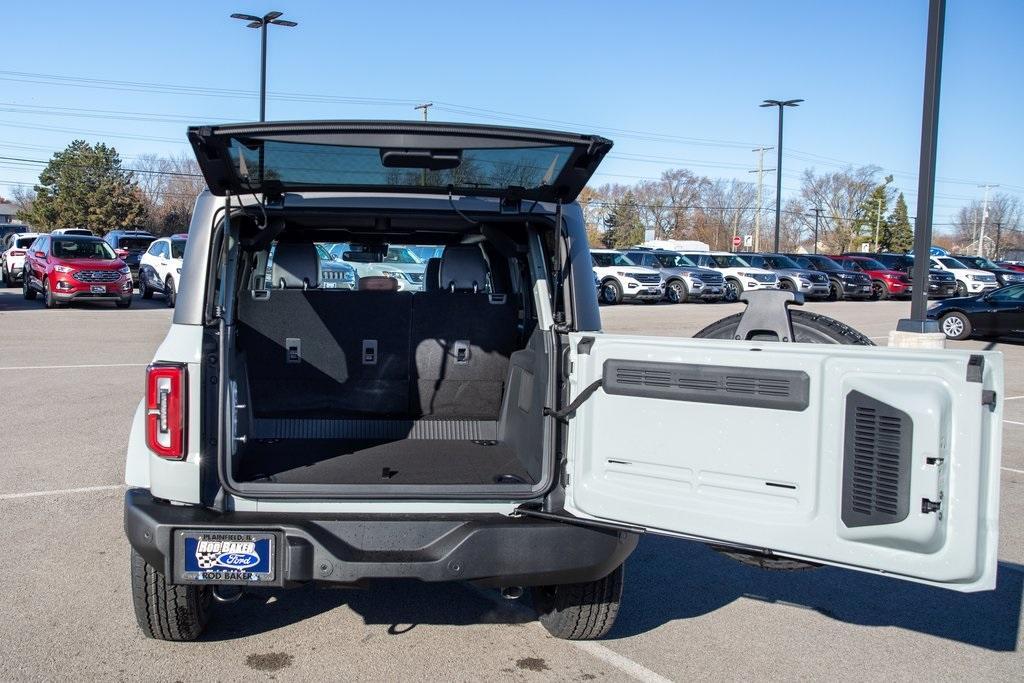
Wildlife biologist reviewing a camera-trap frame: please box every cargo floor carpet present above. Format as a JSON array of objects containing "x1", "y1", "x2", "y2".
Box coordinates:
[{"x1": 238, "y1": 439, "x2": 534, "y2": 485}]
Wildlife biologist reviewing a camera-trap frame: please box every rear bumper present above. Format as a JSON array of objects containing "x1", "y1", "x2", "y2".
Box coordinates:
[{"x1": 124, "y1": 489, "x2": 638, "y2": 587}]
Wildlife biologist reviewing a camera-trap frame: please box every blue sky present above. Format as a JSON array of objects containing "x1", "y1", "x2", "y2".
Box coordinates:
[{"x1": 2, "y1": 0, "x2": 1021, "y2": 230}]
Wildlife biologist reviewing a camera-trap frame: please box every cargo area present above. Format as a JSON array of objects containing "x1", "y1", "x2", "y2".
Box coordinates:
[{"x1": 223, "y1": 229, "x2": 553, "y2": 496}]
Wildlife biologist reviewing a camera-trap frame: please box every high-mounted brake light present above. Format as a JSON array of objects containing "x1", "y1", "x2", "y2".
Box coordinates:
[{"x1": 146, "y1": 363, "x2": 187, "y2": 459}]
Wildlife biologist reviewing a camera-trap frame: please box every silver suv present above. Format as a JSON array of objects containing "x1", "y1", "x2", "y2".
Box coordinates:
[
  {"x1": 624, "y1": 248, "x2": 725, "y2": 303},
  {"x1": 124, "y1": 120, "x2": 1002, "y2": 643}
]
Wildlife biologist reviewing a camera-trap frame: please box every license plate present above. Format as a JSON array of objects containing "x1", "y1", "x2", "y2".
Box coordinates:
[
  {"x1": 175, "y1": 530, "x2": 276, "y2": 584},
  {"x1": 647, "y1": 287, "x2": 660, "y2": 294},
  {"x1": 708, "y1": 288, "x2": 721, "y2": 294},
  {"x1": 861, "y1": 286, "x2": 871, "y2": 292},
  {"x1": 90, "y1": 285, "x2": 106, "y2": 293}
]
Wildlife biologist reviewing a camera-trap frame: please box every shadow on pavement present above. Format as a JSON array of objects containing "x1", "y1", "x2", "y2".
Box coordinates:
[
  {"x1": 200, "y1": 579, "x2": 531, "y2": 641},
  {"x1": 610, "y1": 536, "x2": 1022, "y2": 651},
  {"x1": 0, "y1": 289, "x2": 170, "y2": 312}
]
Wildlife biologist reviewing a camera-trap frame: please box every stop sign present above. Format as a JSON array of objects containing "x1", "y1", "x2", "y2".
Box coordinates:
[{"x1": 732, "y1": 236, "x2": 742, "y2": 247}]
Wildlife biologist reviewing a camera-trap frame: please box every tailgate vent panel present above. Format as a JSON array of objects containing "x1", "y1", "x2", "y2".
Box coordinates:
[{"x1": 841, "y1": 391, "x2": 912, "y2": 527}]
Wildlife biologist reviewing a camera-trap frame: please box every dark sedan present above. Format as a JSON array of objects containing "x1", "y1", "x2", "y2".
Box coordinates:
[{"x1": 927, "y1": 283, "x2": 1024, "y2": 340}]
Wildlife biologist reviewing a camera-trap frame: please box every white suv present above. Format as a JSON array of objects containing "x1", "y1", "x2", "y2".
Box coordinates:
[
  {"x1": 930, "y1": 256, "x2": 999, "y2": 297},
  {"x1": 2, "y1": 232, "x2": 39, "y2": 287},
  {"x1": 123, "y1": 120, "x2": 1002, "y2": 644},
  {"x1": 680, "y1": 251, "x2": 779, "y2": 302},
  {"x1": 139, "y1": 235, "x2": 187, "y2": 306},
  {"x1": 591, "y1": 249, "x2": 664, "y2": 304}
]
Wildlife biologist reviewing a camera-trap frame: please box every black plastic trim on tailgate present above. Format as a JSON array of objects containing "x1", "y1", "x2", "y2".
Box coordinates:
[{"x1": 602, "y1": 359, "x2": 810, "y2": 411}]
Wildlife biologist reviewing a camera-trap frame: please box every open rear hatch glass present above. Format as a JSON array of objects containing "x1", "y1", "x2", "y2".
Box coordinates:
[{"x1": 188, "y1": 120, "x2": 612, "y2": 203}]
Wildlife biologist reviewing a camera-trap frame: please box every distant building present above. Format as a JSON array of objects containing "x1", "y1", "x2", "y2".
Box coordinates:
[{"x1": 0, "y1": 203, "x2": 18, "y2": 224}]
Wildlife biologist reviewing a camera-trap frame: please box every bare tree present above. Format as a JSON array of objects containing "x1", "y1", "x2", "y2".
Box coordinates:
[
  {"x1": 950, "y1": 193, "x2": 1022, "y2": 257},
  {"x1": 790, "y1": 166, "x2": 880, "y2": 252},
  {"x1": 129, "y1": 152, "x2": 207, "y2": 235}
]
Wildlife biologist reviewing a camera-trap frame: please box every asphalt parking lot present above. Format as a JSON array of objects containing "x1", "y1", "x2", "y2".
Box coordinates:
[{"x1": 0, "y1": 290, "x2": 1021, "y2": 681}]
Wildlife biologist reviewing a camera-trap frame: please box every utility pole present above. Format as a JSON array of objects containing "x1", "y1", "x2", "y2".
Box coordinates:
[
  {"x1": 994, "y1": 221, "x2": 1003, "y2": 259},
  {"x1": 977, "y1": 183, "x2": 998, "y2": 256},
  {"x1": 415, "y1": 102, "x2": 433, "y2": 121},
  {"x1": 748, "y1": 146, "x2": 774, "y2": 252},
  {"x1": 812, "y1": 207, "x2": 822, "y2": 254}
]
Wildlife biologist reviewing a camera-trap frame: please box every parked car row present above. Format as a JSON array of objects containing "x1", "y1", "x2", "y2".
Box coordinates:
[{"x1": 1, "y1": 229, "x2": 187, "y2": 309}]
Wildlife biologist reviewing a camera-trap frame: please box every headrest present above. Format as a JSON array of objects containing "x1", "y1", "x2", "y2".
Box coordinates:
[
  {"x1": 271, "y1": 242, "x2": 320, "y2": 289},
  {"x1": 440, "y1": 245, "x2": 488, "y2": 292},
  {"x1": 424, "y1": 257, "x2": 442, "y2": 293},
  {"x1": 358, "y1": 276, "x2": 399, "y2": 292}
]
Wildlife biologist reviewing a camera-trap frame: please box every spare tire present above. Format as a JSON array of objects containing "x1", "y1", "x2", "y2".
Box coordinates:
[
  {"x1": 694, "y1": 308, "x2": 875, "y2": 346},
  {"x1": 694, "y1": 307, "x2": 874, "y2": 570}
]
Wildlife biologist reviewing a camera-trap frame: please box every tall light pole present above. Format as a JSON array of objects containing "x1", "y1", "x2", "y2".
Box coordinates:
[
  {"x1": 760, "y1": 99, "x2": 802, "y2": 252},
  {"x1": 231, "y1": 11, "x2": 298, "y2": 121}
]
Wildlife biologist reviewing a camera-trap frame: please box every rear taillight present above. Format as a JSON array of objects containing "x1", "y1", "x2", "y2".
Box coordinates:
[
  {"x1": 11, "y1": 250, "x2": 25, "y2": 256},
  {"x1": 146, "y1": 363, "x2": 187, "y2": 459}
]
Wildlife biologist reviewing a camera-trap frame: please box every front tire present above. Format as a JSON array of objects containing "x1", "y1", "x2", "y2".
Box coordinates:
[
  {"x1": 724, "y1": 278, "x2": 741, "y2": 302},
  {"x1": 139, "y1": 274, "x2": 153, "y2": 299},
  {"x1": 600, "y1": 280, "x2": 622, "y2": 305},
  {"x1": 828, "y1": 279, "x2": 844, "y2": 301},
  {"x1": 872, "y1": 280, "x2": 889, "y2": 301},
  {"x1": 130, "y1": 548, "x2": 211, "y2": 641},
  {"x1": 666, "y1": 279, "x2": 688, "y2": 304},
  {"x1": 532, "y1": 563, "x2": 624, "y2": 640},
  {"x1": 43, "y1": 279, "x2": 62, "y2": 309},
  {"x1": 939, "y1": 311, "x2": 972, "y2": 340},
  {"x1": 955, "y1": 281, "x2": 968, "y2": 298},
  {"x1": 778, "y1": 278, "x2": 794, "y2": 292},
  {"x1": 2, "y1": 263, "x2": 11, "y2": 287}
]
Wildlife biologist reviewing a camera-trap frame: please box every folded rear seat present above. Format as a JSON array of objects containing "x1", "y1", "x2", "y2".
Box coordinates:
[{"x1": 410, "y1": 245, "x2": 518, "y2": 419}]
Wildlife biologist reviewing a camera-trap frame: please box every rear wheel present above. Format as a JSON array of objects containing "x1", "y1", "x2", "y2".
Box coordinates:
[
  {"x1": 22, "y1": 274, "x2": 36, "y2": 300},
  {"x1": 939, "y1": 311, "x2": 972, "y2": 340},
  {"x1": 666, "y1": 280, "x2": 688, "y2": 304},
  {"x1": 139, "y1": 274, "x2": 152, "y2": 299},
  {"x1": 164, "y1": 277, "x2": 176, "y2": 308},
  {"x1": 872, "y1": 280, "x2": 889, "y2": 301},
  {"x1": 695, "y1": 307, "x2": 873, "y2": 569},
  {"x1": 600, "y1": 280, "x2": 622, "y2": 305},
  {"x1": 533, "y1": 563, "x2": 624, "y2": 640},
  {"x1": 131, "y1": 548, "x2": 211, "y2": 641}
]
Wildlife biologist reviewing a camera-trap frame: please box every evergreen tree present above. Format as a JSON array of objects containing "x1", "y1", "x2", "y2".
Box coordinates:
[
  {"x1": 602, "y1": 191, "x2": 644, "y2": 248},
  {"x1": 19, "y1": 140, "x2": 146, "y2": 234},
  {"x1": 881, "y1": 192, "x2": 914, "y2": 252},
  {"x1": 854, "y1": 182, "x2": 891, "y2": 251}
]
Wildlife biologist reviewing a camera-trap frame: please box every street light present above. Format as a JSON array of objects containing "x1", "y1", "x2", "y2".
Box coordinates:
[
  {"x1": 760, "y1": 98, "x2": 803, "y2": 252},
  {"x1": 231, "y1": 11, "x2": 298, "y2": 121}
]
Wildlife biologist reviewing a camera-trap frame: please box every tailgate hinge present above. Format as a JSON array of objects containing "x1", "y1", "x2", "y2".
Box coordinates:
[{"x1": 513, "y1": 507, "x2": 645, "y2": 534}]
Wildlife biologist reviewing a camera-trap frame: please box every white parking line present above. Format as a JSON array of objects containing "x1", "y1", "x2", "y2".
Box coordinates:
[
  {"x1": 0, "y1": 484, "x2": 124, "y2": 500},
  {"x1": 1005, "y1": 420, "x2": 1024, "y2": 426},
  {"x1": 0, "y1": 363, "x2": 147, "y2": 371},
  {"x1": 1005, "y1": 395, "x2": 1024, "y2": 401},
  {"x1": 1004, "y1": 467, "x2": 1024, "y2": 475}
]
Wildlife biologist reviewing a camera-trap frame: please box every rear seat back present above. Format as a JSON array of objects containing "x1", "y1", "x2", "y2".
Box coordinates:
[
  {"x1": 238, "y1": 242, "x2": 518, "y2": 420},
  {"x1": 410, "y1": 245, "x2": 517, "y2": 418}
]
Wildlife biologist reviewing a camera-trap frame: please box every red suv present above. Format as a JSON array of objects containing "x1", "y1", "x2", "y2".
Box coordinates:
[
  {"x1": 829, "y1": 255, "x2": 912, "y2": 300},
  {"x1": 23, "y1": 234, "x2": 133, "y2": 308}
]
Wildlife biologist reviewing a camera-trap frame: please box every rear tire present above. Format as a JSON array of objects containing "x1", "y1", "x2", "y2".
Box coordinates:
[
  {"x1": 130, "y1": 548, "x2": 211, "y2": 641},
  {"x1": 2, "y1": 263, "x2": 11, "y2": 287},
  {"x1": 533, "y1": 563, "x2": 624, "y2": 640},
  {"x1": 600, "y1": 280, "x2": 622, "y2": 305},
  {"x1": 939, "y1": 311, "x2": 972, "y2": 340},
  {"x1": 164, "y1": 277, "x2": 176, "y2": 308}
]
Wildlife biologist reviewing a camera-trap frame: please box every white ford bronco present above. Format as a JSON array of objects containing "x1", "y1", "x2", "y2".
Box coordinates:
[{"x1": 125, "y1": 121, "x2": 1003, "y2": 642}]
